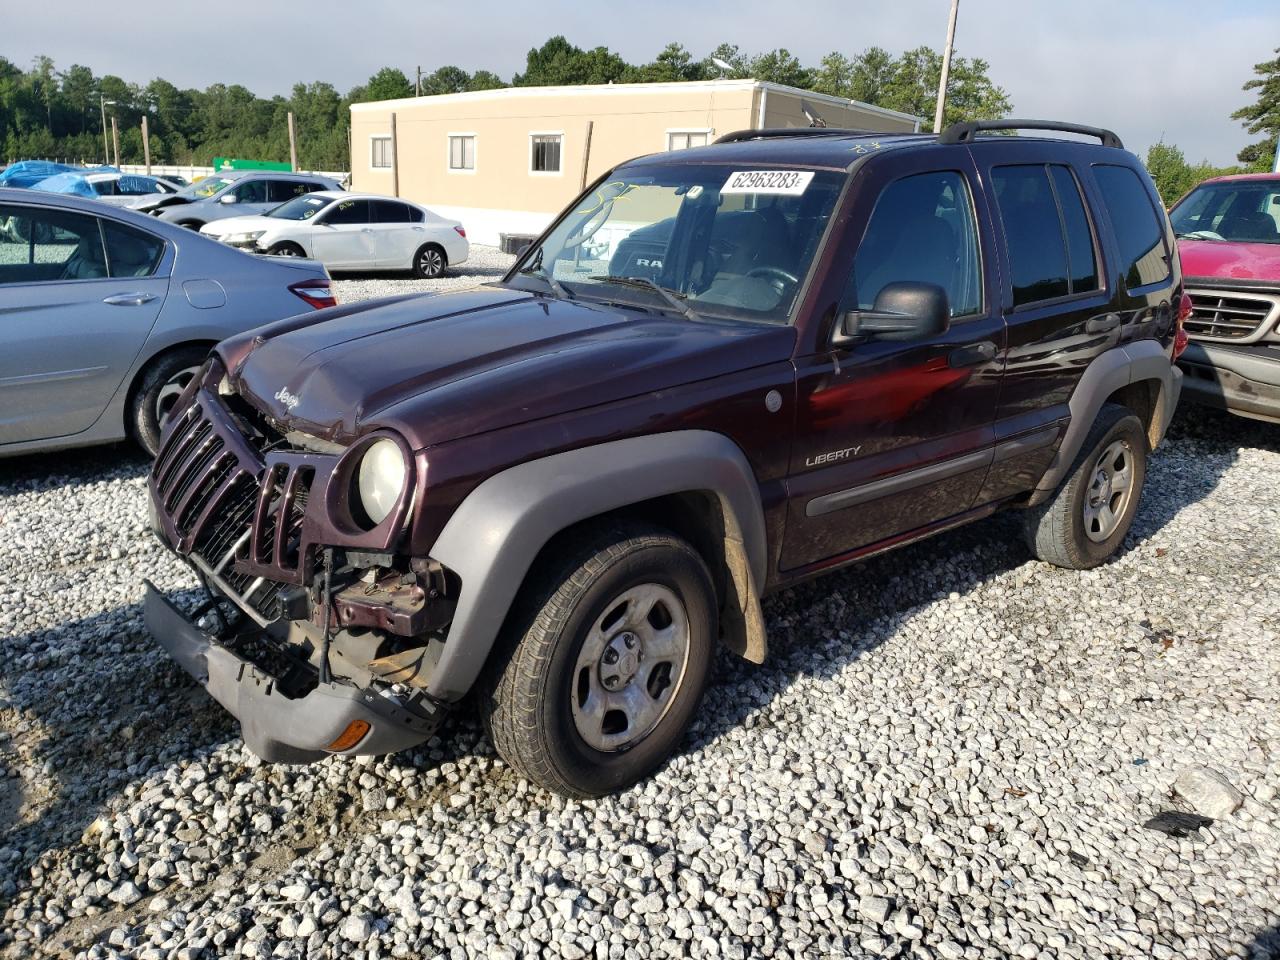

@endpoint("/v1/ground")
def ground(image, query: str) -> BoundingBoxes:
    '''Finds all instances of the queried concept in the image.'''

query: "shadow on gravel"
[0,442,147,493]
[1248,924,1280,960]
[332,263,511,282]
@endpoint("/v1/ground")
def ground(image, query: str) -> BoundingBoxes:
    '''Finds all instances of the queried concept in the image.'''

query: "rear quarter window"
[1093,164,1170,290]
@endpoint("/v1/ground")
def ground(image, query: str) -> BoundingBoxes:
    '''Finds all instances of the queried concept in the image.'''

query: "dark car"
[145,120,1184,797]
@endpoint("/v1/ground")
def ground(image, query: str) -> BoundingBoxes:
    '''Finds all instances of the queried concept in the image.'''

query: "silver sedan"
[0,188,336,457]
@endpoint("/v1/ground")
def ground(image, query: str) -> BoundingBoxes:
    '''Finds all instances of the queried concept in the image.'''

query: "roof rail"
[714,128,879,145]
[938,119,1124,150]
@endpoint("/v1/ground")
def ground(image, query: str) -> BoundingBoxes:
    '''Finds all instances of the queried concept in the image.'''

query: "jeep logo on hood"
[274,386,301,410]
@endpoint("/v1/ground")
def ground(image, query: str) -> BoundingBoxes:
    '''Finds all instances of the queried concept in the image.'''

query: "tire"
[1022,402,1148,570]
[481,524,717,798]
[267,241,305,258]
[130,347,209,457]
[412,243,447,279]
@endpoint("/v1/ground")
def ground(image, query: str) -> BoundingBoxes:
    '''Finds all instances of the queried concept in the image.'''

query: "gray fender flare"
[424,430,769,702]
[1033,338,1182,499]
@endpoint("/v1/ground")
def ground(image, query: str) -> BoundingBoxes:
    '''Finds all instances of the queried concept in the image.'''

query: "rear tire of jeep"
[480,524,717,799]
[130,347,209,458]
[1022,402,1147,570]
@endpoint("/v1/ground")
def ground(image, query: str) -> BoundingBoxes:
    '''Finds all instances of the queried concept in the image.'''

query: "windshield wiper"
[588,275,699,322]
[517,266,573,299]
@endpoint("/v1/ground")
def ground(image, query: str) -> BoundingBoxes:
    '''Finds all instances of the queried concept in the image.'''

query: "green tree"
[880,46,1010,130]
[1144,141,1247,205]
[745,48,811,88]
[703,43,747,78]
[360,67,413,103]
[1231,46,1279,171]
[625,43,707,83]
[514,36,628,86]
[465,70,505,91]
[421,66,470,96]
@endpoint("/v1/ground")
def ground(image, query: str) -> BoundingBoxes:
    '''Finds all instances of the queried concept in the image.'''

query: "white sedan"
[200,192,468,278]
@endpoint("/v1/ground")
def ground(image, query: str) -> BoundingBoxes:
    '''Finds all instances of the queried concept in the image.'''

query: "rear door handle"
[103,292,158,306]
[1087,313,1121,334]
[948,341,997,368]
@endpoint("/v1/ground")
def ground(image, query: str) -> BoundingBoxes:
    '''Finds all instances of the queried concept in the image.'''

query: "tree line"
[0,37,1012,171]
[4,37,1275,190]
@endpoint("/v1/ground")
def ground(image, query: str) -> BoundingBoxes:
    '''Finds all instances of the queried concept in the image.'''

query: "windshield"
[510,164,845,324]
[179,177,233,199]
[269,194,331,221]
[1170,180,1280,244]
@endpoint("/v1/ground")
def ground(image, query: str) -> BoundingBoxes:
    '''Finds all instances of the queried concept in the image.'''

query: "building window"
[371,136,392,169]
[530,134,562,174]
[449,135,475,171]
[668,131,710,151]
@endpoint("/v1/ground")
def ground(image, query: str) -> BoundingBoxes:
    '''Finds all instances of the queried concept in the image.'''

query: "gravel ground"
[1,372,1278,956]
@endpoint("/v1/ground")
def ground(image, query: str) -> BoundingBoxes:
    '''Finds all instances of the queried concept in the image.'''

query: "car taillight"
[289,279,337,310]
[453,225,466,239]
[1173,292,1192,360]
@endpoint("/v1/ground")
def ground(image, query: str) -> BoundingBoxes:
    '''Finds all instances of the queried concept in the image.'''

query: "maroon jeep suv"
[146,120,1184,797]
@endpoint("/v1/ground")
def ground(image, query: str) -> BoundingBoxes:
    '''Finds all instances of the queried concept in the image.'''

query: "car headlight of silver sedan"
[356,438,407,525]
[224,230,266,245]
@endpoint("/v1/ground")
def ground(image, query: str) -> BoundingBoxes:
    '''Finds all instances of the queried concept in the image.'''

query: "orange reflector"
[327,720,371,751]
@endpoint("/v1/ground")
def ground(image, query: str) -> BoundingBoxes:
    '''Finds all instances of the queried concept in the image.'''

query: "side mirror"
[835,281,951,345]
[219,194,238,204]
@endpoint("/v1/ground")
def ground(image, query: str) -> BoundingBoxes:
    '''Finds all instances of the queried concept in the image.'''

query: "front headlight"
[225,230,265,244]
[357,438,407,525]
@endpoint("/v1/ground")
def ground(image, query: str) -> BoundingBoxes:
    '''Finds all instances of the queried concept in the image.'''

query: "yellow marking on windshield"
[574,181,637,217]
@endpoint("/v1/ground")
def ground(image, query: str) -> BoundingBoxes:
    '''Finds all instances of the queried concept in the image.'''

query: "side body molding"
[1032,338,1182,501]
[425,430,769,702]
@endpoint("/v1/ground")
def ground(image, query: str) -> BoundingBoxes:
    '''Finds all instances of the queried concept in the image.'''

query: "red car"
[1170,172,1280,422]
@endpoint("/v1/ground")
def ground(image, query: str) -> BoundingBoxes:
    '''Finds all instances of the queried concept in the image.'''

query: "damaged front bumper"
[144,581,443,764]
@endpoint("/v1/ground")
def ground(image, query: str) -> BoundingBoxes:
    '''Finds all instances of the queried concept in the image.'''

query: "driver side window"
[0,205,106,284]
[850,171,982,318]
[233,180,268,204]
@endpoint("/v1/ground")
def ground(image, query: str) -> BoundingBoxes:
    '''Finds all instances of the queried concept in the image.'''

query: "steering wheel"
[564,203,613,248]
[746,266,799,294]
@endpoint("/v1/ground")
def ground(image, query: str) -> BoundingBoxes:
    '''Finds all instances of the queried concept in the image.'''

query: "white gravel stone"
[1172,766,1245,819]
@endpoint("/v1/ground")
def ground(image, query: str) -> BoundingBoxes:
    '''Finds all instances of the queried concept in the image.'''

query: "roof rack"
[714,128,879,145]
[938,119,1124,150]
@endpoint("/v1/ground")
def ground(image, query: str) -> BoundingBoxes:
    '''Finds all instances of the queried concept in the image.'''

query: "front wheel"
[266,241,305,258]
[481,525,717,798]
[1022,402,1148,569]
[412,243,446,279]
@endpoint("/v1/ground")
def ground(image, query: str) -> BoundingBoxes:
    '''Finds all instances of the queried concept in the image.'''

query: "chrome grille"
[1184,289,1280,342]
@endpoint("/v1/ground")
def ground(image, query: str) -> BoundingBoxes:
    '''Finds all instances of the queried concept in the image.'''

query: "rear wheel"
[481,524,716,798]
[1022,402,1147,569]
[412,243,446,279]
[130,347,208,457]
[267,241,305,258]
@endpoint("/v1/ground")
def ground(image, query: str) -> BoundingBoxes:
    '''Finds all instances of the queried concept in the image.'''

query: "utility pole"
[389,112,399,197]
[99,95,110,164]
[933,0,960,134]
[416,66,422,97]
[1273,133,1280,174]
[111,115,120,168]
[287,111,299,171]
[141,115,151,174]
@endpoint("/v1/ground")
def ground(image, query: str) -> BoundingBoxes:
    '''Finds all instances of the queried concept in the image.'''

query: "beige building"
[349,79,920,246]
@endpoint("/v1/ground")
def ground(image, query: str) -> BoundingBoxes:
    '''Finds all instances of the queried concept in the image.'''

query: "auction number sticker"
[722,170,814,195]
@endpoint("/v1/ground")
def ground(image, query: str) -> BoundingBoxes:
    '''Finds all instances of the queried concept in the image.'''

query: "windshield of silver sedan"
[509,164,845,323]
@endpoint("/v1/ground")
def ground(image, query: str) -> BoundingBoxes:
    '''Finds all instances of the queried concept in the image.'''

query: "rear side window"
[1093,164,1170,289]
[850,170,983,318]
[233,179,268,204]
[1048,166,1099,293]
[102,221,165,278]
[993,166,1069,305]
[371,200,413,224]
[268,180,313,203]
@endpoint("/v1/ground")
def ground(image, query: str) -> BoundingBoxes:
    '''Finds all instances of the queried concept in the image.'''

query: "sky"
[5,0,1278,166]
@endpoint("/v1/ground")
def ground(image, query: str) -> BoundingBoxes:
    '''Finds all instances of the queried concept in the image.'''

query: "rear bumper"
[144,581,442,763]
[1178,342,1280,424]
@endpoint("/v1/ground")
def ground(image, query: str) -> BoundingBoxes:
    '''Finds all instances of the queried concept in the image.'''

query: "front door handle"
[948,341,997,368]
[103,292,158,306]
[1086,313,1121,334]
